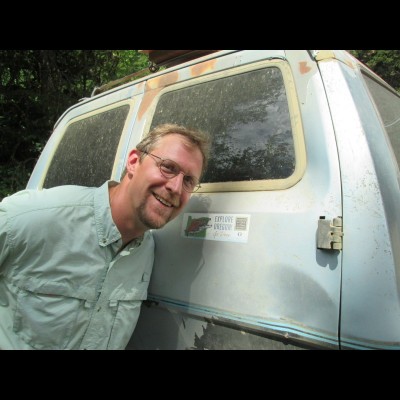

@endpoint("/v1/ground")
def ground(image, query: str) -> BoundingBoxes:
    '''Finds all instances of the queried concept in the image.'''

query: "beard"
[136,194,175,229]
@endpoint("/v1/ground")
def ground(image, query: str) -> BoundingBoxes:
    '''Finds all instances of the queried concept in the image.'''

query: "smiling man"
[0,123,211,350]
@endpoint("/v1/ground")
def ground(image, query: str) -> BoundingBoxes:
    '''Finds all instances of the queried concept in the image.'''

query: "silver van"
[27,50,400,350]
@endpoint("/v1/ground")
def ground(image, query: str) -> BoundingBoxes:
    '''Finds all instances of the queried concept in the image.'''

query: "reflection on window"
[151,67,295,183]
[44,105,129,188]
[362,72,400,169]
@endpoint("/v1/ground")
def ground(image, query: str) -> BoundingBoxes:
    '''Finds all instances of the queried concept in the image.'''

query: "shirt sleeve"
[0,200,11,272]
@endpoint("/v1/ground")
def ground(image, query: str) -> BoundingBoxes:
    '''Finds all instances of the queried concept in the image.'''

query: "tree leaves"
[349,50,400,91]
[0,50,148,199]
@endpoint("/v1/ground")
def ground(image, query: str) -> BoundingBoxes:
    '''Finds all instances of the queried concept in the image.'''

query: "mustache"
[152,191,181,208]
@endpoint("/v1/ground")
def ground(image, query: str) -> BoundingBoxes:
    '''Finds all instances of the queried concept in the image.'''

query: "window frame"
[144,59,306,192]
[39,100,136,189]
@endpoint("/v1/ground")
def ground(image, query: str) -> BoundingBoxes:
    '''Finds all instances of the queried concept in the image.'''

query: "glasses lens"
[158,157,200,193]
[160,160,180,178]
[183,176,199,193]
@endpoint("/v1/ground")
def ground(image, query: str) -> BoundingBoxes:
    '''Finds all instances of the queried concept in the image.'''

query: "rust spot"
[146,70,179,90]
[137,88,162,121]
[190,59,217,77]
[138,59,217,121]
[299,61,312,74]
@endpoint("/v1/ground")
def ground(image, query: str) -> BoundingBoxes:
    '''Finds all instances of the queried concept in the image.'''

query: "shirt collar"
[94,180,121,247]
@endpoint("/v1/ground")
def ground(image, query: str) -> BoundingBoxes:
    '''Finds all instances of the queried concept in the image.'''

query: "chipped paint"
[190,59,217,77]
[342,59,356,69]
[137,88,162,121]
[138,59,217,121]
[314,50,336,61]
[138,71,180,120]
[145,71,179,90]
[299,61,312,74]
[192,321,307,350]
[136,81,145,92]
[313,50,356,70]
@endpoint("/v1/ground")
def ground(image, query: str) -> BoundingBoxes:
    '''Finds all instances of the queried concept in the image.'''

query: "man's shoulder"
[1,185,98,216]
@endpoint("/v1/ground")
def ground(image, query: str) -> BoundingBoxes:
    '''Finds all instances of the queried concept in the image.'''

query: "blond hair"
[136,123,211,177]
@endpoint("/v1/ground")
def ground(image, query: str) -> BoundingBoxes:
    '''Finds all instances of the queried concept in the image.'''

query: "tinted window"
[150,67,295,184]
[362,73,400,169]
[44,105,130,188]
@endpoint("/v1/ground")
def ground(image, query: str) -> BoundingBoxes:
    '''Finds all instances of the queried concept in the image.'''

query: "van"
[27,50,400,350]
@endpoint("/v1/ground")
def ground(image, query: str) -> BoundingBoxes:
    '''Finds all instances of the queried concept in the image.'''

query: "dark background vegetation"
[1,50,399,200]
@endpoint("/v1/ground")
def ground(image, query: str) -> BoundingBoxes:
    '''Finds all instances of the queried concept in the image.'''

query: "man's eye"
[161,161,179,175]
[184,176,195,187]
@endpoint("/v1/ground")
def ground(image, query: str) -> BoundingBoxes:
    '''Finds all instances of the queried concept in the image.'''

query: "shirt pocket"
[13,280,95,350]
[107,273,150,350]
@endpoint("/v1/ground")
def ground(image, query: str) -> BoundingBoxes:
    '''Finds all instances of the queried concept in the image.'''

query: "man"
[0,123,211,349]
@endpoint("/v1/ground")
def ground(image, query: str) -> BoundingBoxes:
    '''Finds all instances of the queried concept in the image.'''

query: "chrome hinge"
[317,216,343,250]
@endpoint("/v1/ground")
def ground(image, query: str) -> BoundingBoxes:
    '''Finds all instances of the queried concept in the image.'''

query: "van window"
[149,62,304,192]
[361,72,400,169]
[43,105,130,188]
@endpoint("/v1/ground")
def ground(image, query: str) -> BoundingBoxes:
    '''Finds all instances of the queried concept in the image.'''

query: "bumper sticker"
[182,213,251,243]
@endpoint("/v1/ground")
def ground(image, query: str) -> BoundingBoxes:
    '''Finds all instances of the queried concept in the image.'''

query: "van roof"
[91,50,220,96]
[90,50,397,99]
[139,50,220,69]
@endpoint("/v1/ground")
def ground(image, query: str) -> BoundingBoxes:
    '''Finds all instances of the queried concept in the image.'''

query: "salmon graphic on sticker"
[184,216,212,238]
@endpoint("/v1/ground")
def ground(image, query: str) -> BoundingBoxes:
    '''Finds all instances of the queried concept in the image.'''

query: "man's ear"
[126,149,141,175]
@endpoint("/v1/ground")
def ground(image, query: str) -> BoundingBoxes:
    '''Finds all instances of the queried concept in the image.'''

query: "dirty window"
[362,73,400,170]
[150,67,295,185]
[43,105,130,188]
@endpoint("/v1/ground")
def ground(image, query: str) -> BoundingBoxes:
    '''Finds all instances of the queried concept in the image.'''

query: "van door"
[129,50,343,349]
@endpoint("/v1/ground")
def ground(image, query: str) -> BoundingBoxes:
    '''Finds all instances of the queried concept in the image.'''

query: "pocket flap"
[18,278,97,301]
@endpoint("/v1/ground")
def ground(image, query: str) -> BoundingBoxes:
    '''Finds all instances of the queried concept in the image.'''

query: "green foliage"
[110,50,149,78]
[0,162,33,200]
[349,50,400,91]
[0,50,149,200]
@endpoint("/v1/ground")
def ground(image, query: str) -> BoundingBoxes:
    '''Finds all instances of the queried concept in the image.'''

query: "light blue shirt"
[0,181,154,350]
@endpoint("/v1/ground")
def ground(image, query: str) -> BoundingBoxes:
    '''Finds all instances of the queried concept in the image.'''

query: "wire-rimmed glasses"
[142,151,201,193]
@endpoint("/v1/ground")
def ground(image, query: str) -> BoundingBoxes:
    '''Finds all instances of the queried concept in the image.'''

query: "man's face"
[127,134,203,230]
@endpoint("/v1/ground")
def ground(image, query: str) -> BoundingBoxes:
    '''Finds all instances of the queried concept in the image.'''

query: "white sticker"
[181,213,251,243]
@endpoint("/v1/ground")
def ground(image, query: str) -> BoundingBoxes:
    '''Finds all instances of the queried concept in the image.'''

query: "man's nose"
[165,172,184,194]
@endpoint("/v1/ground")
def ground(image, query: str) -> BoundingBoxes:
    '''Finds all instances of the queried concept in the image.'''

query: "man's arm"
[0,202,11,305]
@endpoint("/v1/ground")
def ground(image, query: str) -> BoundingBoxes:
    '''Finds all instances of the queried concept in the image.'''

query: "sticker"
[182,213,251,243]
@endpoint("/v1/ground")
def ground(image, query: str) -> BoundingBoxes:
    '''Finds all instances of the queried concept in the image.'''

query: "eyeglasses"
[142,151,201,193]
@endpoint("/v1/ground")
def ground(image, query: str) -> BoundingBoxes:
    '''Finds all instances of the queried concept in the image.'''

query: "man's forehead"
[155,134,197,151]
